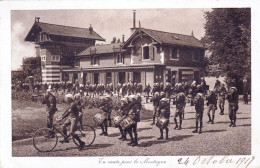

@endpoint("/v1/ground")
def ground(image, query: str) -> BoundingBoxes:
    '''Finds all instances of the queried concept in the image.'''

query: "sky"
[11,9,210,70]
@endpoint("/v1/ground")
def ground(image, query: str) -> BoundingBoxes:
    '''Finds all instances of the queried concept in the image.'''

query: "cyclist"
[57,94,85,151]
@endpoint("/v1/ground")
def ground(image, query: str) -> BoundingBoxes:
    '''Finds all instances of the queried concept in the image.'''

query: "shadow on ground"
[138,135,193,148]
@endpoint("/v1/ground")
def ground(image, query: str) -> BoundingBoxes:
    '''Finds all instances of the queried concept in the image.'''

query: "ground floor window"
[106,72,112,84]
[133,71,141,83]
[94,73,99,84]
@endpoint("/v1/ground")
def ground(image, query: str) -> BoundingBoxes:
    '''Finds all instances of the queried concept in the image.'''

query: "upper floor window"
[116,53,124,64]
[143,46,150,59]
[41,55,46,61]
[171,47,179,60]
[91,56,99,66]
[52,55,60,62]
[75,58,80,67]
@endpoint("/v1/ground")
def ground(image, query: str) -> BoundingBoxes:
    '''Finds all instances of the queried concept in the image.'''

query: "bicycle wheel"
[73,125,96,147]
[33,128,58,152]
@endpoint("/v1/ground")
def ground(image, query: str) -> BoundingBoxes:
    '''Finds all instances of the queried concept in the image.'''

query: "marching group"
[39,77,249,150]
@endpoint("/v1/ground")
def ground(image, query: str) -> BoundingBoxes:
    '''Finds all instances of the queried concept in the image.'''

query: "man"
[144,83,151,103]
[206,90,218,124]
[219,84,227,115]
[117,98,129,141]
[174,92,186,130]
[157,98,170,140]
[243,79,249,104]
[226,87,239,127]
[126,95,141,146]
[192,93,204,134]
[57,94,85,151]
[150,92,160,125]
[164,83,172,99]
[42,88,58,133]
[99,95,113,135]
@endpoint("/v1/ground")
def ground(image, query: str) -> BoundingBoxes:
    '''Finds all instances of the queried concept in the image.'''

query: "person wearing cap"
[164,82,172,99]
[193,93,204,134]
[57,94,85,151]
[226,87,239,127]
[243,79,249,104]
[157,98,170,140]
[144,83,151,102]
[206,89,218,124]
[126,95,140,146]
[219,84,227,115]
[174,92,186,130]
[99,95,113,135]
[74,93,85,129]
[42,88,58,134]
[117,97,129,141]
[150,92,160,125]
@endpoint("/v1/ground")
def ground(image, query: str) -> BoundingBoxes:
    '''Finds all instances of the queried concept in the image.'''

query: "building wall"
[129,35,163,65]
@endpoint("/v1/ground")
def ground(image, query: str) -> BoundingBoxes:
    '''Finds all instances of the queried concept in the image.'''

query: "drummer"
[99,95,113,136]
[117,97,129,141]
[157,98,170,140]
[125,95,140,147]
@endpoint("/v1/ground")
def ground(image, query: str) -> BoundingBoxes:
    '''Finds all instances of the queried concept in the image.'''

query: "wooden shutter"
[149,45,153,60]
[90,56,93,65]
[139,46,142,61]
[114,53,116,64]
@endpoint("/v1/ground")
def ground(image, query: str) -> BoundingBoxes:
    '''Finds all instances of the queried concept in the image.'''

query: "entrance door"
[106,72,112,84]
[133,71,141,83]
[118,72,125,84]
[93,73,99,84]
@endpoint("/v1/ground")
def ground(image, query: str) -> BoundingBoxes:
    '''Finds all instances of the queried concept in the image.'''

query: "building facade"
[25,12,206,90]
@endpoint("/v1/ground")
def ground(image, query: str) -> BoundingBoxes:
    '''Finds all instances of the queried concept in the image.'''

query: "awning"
[62,65,155,73]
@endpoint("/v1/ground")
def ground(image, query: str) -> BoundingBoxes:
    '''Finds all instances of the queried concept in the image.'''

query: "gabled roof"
[25,22,105,41]
[123,27,206,49]
[77,42,124,56]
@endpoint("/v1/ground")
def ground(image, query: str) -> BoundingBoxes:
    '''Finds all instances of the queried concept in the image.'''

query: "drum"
[119,116,136,130]
[93,113,106,125]
[113,115,123,127]
[156,117,169,129]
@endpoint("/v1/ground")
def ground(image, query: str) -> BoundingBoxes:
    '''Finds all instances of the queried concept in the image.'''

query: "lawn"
[12,99,153,141]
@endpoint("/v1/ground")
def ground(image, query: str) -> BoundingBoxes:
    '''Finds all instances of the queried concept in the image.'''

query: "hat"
[128,95,136,102]
[46,88,52,93]
[121,98,128,104]
[160,98,169,102]
[197,93,203,97]
[65,94,74,101]
[230,87,237,91]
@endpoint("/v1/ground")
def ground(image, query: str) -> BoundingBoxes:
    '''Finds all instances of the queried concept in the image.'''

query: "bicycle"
[33,121,96,152]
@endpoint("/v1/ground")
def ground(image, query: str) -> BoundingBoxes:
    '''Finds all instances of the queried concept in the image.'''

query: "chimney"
[122,35,125,43]
[133,10,136,28]
[35,17,40,23]
[89,24,93,34]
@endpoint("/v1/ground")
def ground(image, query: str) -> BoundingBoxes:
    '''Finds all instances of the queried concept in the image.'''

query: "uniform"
[157,98,170,140]
[174,92,186,130]
[59,94,85,150]
[192,93,204,134]
[206,90,218,124]
[99,96,113,135]
[42,90,57,129]
[219,85,227,115]
[226,87,239,127]
[118,98,129,141]
[150,92,160,125]
[125,95,141,146]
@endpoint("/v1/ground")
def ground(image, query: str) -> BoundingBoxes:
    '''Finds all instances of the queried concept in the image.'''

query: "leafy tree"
[203,8,251,90]
[22,56,41,82]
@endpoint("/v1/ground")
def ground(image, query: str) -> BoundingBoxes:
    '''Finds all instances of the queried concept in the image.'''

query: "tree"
[22,56,41,82]
[111,37,117,44]
[203,8,251,90]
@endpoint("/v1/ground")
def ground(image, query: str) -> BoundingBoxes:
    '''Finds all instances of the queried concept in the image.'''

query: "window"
[143,46,149,59]
[106,72,112,84]
[93,57,98,65]
[117,53,124,64]
[41,56,46,61]
[75,58,80,67]
[171,47,179,60]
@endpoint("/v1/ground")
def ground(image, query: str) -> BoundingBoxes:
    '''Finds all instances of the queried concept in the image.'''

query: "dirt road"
[12,100,251,156]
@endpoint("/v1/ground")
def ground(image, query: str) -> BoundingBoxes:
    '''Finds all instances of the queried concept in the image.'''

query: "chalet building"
[25,17,105,83]
[25,11,206,89]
